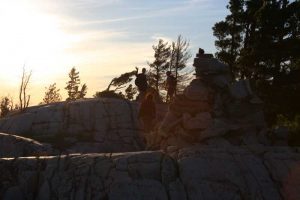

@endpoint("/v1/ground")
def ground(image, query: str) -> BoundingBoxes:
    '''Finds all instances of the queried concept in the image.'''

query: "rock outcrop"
[0,133,52,157]
[0,49,298,200]
[1,146,300,200]
[0,98,146,153]
[151,49,268,151]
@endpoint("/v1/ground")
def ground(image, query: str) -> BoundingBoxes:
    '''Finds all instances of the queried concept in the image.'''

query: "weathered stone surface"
[0,98,148,153]
[0,132,52,157]
[183,79,214,101]
[1,146,300,200]
[177,146,282,200]
[153,49,270,151]
[182,112,213,130]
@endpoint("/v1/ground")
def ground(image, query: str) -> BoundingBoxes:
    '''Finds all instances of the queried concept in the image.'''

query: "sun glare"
[0,1,70,85]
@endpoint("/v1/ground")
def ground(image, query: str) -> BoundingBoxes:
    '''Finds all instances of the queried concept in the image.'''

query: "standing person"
[138,93,156,133]
[165,71,176,102]
[135,67,148,100]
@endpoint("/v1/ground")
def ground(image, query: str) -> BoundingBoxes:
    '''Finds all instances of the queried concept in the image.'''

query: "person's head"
[166,71,171,76]
[142,68,146,74]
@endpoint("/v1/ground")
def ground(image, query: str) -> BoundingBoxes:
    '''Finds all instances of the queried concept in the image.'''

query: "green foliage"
[93,90,125,99]
[213,0,300,126]
[276,114,300,132]
[276,114,300,146]
[65,67,88,101]
[42,83,62,104]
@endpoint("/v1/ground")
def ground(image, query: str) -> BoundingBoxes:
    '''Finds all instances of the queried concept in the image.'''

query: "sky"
[0,0,229,105]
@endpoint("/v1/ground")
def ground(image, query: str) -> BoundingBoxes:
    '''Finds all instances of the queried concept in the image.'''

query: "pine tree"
[43,83,62,104]
[148,39,171,95]
[213,0,244,78]
[106,70,136,91]
[78,83,88,99]
[212,0,300,125]
[65,67,87,101]
[169,35,192,93]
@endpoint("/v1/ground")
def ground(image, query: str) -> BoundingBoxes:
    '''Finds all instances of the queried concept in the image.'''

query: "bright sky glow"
[0,0,228,105]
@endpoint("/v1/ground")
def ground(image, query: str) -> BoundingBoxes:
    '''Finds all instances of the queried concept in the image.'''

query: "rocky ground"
[0,98,166,154]
[1,145,300,200]
[0,98,300,200]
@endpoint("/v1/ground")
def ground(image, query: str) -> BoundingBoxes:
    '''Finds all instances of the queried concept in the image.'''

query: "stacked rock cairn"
[150,48,269,151]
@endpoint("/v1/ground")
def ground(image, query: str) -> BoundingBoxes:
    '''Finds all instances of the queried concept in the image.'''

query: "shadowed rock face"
[0,98,146,153]
[0,133,52,157]
[1,146,300,200]
[0,98,299,200]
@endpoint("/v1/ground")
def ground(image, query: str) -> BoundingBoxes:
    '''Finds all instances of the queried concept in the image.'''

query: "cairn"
[150,48,268,151]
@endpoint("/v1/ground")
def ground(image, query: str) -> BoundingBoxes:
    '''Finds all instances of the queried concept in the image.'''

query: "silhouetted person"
[138,93,156,133]
[165,71,176,102]
[135,67,148,100]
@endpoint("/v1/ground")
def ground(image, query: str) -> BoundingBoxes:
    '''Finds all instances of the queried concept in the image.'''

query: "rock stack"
[153,48,268,150]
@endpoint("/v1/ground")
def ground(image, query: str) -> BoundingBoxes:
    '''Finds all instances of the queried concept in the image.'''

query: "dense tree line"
[213,0,300,126]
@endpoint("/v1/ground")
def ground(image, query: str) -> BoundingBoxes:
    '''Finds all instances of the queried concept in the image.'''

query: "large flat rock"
[0,98,146,153]
[1,146,300,200]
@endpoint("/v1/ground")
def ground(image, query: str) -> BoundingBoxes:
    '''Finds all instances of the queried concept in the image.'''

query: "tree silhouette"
[148,39,171,95]
[19,67,31,110]
[0,97,11,117]
[42,83,62,104]
[94,70,136,100]
[65,67,88,101]
[106,70,136,91]
[213,0,243,77]
[78,83,88,99]
[125,84,137,100]
[212,0,300,125]
[93,90,125,99]
[169,35,192,94]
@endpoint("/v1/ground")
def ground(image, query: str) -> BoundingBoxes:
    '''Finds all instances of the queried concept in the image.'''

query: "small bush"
[94,90,125,99]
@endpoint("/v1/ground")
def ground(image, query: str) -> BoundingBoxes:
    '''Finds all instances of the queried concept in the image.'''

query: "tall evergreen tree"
[65,67,87,101]
[148,39,171,94]
[212,0,300,125]
[213,0,244,78]
[169,35,192,93]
